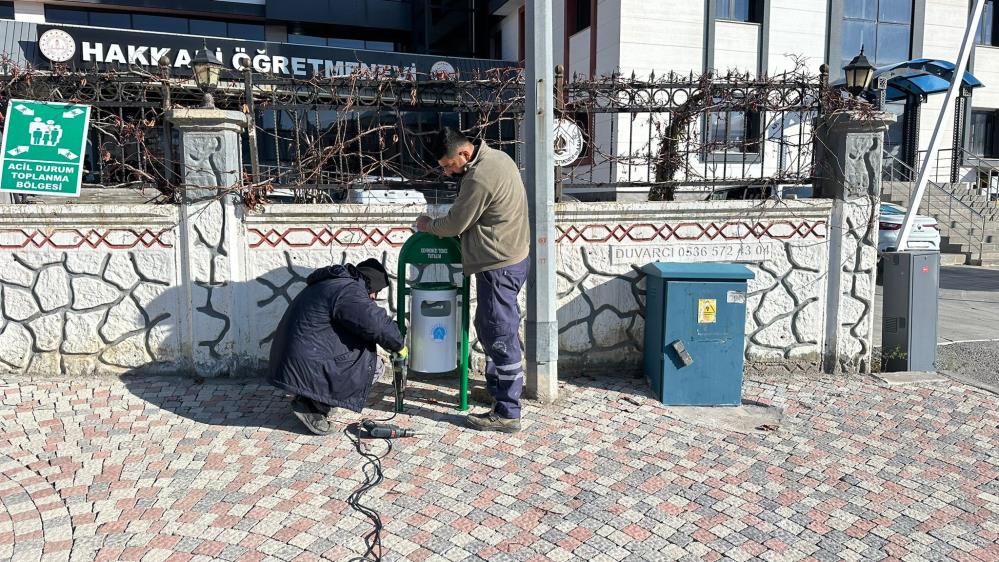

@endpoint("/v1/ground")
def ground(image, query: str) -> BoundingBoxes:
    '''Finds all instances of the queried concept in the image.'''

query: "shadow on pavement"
[120,374,473,434]
[940,266,999,292]
[117,260,481,433]
[364,378,479,430]
[559,371,658,401]
[120,374,309,433]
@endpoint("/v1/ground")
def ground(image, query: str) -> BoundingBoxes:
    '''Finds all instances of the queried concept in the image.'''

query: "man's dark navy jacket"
[268,264,404,412]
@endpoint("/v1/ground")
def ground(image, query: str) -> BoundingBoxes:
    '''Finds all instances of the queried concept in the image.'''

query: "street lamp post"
[843,47,874,98]
[191,41,223,109]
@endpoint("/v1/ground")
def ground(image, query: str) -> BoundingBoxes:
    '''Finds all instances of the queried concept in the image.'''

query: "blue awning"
[832,58,983,102]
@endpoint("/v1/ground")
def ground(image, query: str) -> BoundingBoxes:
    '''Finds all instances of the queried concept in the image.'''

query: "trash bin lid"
[641,262,754,281]
[412,282,457,291]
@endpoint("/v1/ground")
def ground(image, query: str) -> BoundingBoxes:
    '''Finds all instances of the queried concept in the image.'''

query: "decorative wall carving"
[248,226,413,249]
[0,228,173,250]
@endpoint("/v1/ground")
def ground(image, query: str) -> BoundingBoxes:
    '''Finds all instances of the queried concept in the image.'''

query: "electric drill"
[362,419,418,439]
[392,353,408,413]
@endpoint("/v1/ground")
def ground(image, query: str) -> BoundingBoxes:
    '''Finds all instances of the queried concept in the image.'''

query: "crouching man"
[268,258,407,435]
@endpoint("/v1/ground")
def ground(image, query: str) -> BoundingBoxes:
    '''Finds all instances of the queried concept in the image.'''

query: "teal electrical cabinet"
[642,262,754,406]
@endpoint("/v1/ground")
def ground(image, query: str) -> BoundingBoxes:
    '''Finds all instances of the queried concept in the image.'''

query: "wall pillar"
[814,110,895,374]
[166,107,248,376]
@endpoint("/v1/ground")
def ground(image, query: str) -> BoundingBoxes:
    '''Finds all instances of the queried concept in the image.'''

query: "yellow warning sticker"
[698,299,717,324]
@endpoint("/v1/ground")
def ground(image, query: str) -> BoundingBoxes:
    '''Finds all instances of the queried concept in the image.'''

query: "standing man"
[416,128,530,433]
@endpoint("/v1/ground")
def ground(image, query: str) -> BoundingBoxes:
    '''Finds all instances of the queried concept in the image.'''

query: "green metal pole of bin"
[395,232,471,413]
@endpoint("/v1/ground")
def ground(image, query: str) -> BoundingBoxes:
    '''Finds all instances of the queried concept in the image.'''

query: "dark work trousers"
[307,357,385,415]
[474,258,529,419]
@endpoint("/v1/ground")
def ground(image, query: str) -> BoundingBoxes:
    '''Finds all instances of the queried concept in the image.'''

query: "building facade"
[2,1,995,200]
[1,0,511,80]
[3,0,498,59]
[491,0,999,198]
[0,1,516,202]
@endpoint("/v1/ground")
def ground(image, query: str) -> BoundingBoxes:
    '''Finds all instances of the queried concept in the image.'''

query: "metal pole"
[554,64,565,203]
[951,91,965,184]
[898,0,986,250]
[525,0,558,403]
[244,68,261,185]
[160,58,174,196]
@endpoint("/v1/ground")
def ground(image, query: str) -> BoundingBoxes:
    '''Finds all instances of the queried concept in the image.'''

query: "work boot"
[291,396,341,436]
[465,410,521,433]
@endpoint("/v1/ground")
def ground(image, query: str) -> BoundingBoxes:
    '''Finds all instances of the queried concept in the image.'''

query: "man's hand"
[392,346,409,363]
[415,216,431,232]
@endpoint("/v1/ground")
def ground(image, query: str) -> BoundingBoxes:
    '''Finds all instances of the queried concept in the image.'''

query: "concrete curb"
[938,291,999,304]
[661,401,784,435]
[938,338,999,346]
[938,369,999,396]
[870,371,949,386]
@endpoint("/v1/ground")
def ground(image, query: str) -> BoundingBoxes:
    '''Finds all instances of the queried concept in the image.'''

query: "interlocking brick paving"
[0,371,996,561]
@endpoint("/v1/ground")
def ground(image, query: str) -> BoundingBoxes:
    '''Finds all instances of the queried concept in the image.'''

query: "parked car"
[878,202,940,252]
[344,188,427,205]
[707,185,772,200]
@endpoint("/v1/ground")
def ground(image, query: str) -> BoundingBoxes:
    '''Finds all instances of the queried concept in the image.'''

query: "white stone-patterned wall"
[183,197,244,375]
[241,201,834,377]
[554,200,832,374]
[0,205,182,376]
[1,199,866,379]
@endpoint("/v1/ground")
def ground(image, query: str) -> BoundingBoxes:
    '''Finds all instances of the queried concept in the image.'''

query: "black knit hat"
[355,258,390,294]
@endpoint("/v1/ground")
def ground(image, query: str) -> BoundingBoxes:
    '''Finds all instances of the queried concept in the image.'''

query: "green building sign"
[0,99,91,197]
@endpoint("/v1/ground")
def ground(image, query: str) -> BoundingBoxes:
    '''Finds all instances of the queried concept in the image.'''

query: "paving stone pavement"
[0,370,997,562]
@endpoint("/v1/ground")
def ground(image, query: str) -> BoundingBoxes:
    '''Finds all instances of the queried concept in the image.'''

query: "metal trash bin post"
[642,262,754,406]
[396,232,471,412]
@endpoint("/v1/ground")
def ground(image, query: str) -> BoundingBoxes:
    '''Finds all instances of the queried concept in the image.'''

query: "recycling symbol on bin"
[431,324,448,342]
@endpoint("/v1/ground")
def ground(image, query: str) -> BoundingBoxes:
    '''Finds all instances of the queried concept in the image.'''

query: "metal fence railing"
[557,68,824,201]
[882,152,990,261]
[916,147,999,215]
[1,63,836,205]
[236,69,524,204]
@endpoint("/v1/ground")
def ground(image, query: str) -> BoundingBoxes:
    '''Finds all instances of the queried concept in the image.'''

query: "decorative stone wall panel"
[3,285,39,322]
[66,252,106,276]
[0,200,880,381]
[36,267,71,311]
[0,258,34,286]
[0,227,173,251]
[71,277,121,310]
[0,205,182,376]
[554,201,833,374]
[0,323,31,368]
